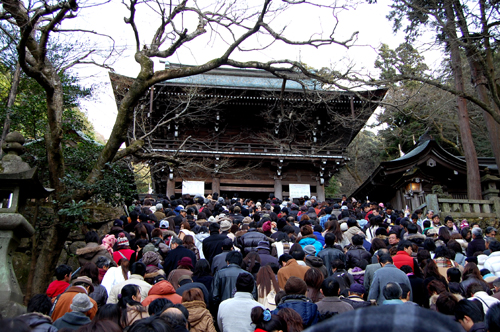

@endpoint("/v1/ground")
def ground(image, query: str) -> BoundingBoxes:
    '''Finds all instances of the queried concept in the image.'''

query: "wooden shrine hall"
[110,64,386,201]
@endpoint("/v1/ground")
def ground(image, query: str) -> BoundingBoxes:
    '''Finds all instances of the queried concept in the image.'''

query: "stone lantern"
[0,131,52,318]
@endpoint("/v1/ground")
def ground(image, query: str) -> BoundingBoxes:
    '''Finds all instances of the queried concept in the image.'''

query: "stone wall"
[12,203,125,294]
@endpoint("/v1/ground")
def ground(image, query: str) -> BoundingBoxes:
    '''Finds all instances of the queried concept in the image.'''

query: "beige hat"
[220,219,232,231]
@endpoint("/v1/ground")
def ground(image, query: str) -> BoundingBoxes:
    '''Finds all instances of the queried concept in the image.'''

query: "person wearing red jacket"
[46,264,72,299]
[392,241,415,272]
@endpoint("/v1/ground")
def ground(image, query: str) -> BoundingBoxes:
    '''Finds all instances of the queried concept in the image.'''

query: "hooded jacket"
[183,300,217,332]
[345,245,371,270]
[272,294,320,328]
[298,236,323,256]
[51,286,98,321]
[53,311,91,330]
[141,280,182,306]
[305,256,328,278]
[17,313,58,332]
[76,242,113,266]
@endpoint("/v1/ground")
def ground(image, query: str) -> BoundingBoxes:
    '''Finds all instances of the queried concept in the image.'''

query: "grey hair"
[472,227,483,237]
[171,237,183,246]
[96,256,111,268]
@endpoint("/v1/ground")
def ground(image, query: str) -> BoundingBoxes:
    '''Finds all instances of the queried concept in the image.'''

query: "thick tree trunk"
[31,217,71,295]
[444,1,482,200]
[0,62,21,158]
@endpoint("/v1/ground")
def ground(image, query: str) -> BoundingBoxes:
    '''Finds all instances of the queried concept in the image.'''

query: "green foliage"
[325,177,340,198]
[58,200,90,229]
[375,43,429,87]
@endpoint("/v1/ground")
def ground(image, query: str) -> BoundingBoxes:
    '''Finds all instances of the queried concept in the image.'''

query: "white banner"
[289,184,311,198]
[182,181,205,195]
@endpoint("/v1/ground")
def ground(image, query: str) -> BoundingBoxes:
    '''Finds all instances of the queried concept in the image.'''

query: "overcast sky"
[70,1,437,139]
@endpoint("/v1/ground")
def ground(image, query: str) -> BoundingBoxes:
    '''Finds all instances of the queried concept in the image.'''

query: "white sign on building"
[182,181,205,196]
[289,184,311,198]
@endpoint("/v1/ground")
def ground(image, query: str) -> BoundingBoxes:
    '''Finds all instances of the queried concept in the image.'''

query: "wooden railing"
[426,194,500,219]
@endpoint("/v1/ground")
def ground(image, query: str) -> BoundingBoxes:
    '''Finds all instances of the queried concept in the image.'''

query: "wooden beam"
[220,178,275,185]
[219,186,274,192]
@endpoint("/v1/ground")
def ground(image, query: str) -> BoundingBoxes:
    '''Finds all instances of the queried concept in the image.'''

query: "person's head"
[423,238,437,252]
[226,251,243,266]
[370,238,387,254]
[472,227,482,238]
[399,283,411,301]
[96,256,112,270]
[193,259,211,277]
[447,267,462,283]
[486,226,497,238]
[277,307,304,332]
[70,293,94,313]
[128,316,173,332]
[279,253,293,267]
[55,264,72,282]
[209,222,220,234]
[397,240,413,255]
[427,280,447,296]
[85,230,100,244]
[119,284,142,308]
[331,259,346,272]
[407,223,418,234]
[80,262,100,285]
[148,298,172,316]
[379,254,393,266]
[348,283,365,297]
[352,234,364,246]
[463,262,483,281]
[284,276,307,295]
[382,282,402,300]
[321,277,340,297]
[486,303,500,332]
[94,303,122,326]
[76,320,123,332]
[489,240,500,253]
[436,292,459,315]
[26,294,52,315]
[235,272,255,293]
[304,267,324,294]
[434,246,452,259]
[181,288,204,303]
[388,232,400,245]
[324,233,336,247]
[242,252,261,274]
[251,307,285,332]
[130,262,147,277]
[290,244,306,261]
[454,299,484,331]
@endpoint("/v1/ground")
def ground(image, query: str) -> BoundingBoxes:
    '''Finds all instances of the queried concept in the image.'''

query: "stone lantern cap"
[0,131,53,199]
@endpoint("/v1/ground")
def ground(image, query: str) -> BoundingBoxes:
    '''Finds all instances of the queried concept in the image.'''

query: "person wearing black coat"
[202,223,228,265]
[212,251,257,306]
[238,228,269,255]
[163,237,197,275]
[318,233,347,277]
[256,241,279,267]
[345,235,372,270]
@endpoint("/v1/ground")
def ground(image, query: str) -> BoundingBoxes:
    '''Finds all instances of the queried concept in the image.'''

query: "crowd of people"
[4,193,500,332]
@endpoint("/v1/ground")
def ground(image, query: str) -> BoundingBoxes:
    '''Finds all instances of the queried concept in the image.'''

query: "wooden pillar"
[212,177,220,195]
[317,180,325,202]
[167,178,175,198]
[274,177,283,200]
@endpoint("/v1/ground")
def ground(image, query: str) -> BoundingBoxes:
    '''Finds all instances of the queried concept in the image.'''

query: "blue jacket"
[313,232,326,246]
[273,295,320,328]
[299,237,323,256]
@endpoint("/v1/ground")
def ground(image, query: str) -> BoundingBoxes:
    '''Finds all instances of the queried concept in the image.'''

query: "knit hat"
[340,223,348,232]
[341,206,348,210]
[262,220,272,232]
[178,257,193,269]
[159,220,169,229]
[256,241,270,250]
[142,251,160,266]
[70,293,94,313]
[143,243,157,254]
[101,234,116,255]
[303,245,316,256]
[311,196,317,201]
[350,283,365,294]
[284,276,307,295]
[460,220,469,229]
[117,233,129,247]
[220,220,231,232]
